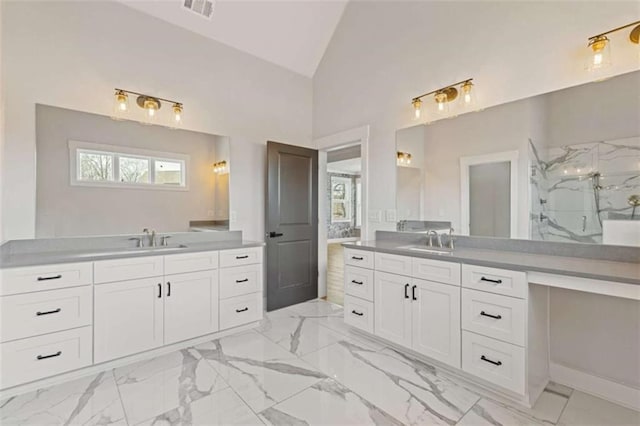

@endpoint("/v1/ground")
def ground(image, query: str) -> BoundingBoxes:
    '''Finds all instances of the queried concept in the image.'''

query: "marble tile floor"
[2,300,639,426]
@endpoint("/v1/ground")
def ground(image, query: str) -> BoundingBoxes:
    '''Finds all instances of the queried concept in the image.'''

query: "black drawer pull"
[480,355,502,366]
[236,255,249,259]
[480,311,502,320]
[236,307,249,313]
[351,280,363,285]
[351,256,364,260]
[158,283,162,298]
[236,278,249,283]
[167,282,171,297]
[351,310,364,316]
[37,275,62,282]
[37,351,62,360]
[480,277,503,284]
[412,285,417,301]
[36,308,61,316]
[404,283,409,299]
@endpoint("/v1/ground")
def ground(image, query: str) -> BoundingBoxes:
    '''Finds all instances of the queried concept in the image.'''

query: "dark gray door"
[266,141,318,311]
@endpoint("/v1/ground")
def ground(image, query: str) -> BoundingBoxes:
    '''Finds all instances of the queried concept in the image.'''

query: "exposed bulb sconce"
[586,20,640,72]
[411,78,475,120]
[213,161,228,174]
[113,88,184,127]
[397,151,412,166]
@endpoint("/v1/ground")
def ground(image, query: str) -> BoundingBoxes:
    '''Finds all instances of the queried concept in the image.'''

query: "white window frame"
[69,140,189,191]
[330,176,353,223]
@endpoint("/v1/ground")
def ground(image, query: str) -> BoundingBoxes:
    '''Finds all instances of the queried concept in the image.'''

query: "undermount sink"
[397,245,453,255]
[75,244,189,258]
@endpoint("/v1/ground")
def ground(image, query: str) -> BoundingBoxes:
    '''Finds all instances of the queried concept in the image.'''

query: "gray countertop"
[0,240,265,269]
[343,240,640,285]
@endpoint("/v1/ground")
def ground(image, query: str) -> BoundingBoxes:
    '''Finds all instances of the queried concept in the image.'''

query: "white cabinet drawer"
[344,295,374,334]
[219,293,262,330]
[0,326,92,390]
[462,264,526,299]
[462,331,525,395]
[0,263,92,296]
[412,258,460,286]
[344,249,374,269]
[462,289,525,346]
[375,252,412,276]
[164,251,218,275]
[220,264,262,299]
[344,266,374,302]
[0,286,93,343]
[219,247,262,268]
[94,256,164,284]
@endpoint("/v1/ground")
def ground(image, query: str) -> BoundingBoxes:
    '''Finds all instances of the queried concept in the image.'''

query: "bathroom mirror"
[396,70,640,245]
[35,104,230,237]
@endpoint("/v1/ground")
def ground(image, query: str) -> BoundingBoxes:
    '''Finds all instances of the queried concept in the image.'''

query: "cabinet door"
[164,270,219,345]
[411,279,461,368]
[374,271,412,347]
[94,278,164,363]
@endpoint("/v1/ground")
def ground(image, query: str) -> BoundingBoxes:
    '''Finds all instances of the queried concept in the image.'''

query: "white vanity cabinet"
[373,271,412,347]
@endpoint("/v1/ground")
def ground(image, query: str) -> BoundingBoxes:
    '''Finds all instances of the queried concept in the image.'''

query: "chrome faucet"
[427,230,441,248]
[143,228,157,247]
[448,227,455,250]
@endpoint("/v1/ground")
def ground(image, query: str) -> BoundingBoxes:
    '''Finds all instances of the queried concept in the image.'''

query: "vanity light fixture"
[397,151,412,166]
[411,78,474,120]
[586,20,640,71]
[113,88,184,127]
[213,161,228,174]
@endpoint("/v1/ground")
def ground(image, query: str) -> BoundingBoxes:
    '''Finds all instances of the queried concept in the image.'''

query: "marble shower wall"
[530,137,640,244]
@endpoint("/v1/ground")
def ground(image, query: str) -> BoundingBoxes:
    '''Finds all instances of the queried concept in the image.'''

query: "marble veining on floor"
[2,300,639,426]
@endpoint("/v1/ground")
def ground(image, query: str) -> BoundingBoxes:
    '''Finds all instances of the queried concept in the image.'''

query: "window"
[70,141,188,190]
[331,176,352,223]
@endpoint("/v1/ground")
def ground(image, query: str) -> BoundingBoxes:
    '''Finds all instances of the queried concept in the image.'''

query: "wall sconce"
[412,78,475,120]
[586,20,640,72]
[113,88,184,127]
[213,161,228,174]
[397,151,412,166]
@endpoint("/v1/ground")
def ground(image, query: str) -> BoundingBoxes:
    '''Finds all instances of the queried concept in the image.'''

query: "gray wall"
[36,105,228,237]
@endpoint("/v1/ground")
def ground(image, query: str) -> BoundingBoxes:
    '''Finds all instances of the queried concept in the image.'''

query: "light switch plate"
[369,210,382,223]
[230,211,238,223]
[385,209,397,222]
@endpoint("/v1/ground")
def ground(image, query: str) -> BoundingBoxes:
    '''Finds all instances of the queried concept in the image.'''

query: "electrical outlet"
[369,210,382,223]
[230,210,238,222]
[385,209,397,222]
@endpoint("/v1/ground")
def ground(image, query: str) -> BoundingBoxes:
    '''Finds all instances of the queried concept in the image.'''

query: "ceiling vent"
[183,0,215,20]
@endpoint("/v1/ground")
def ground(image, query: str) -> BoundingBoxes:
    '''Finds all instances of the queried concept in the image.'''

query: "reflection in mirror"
[396,70,640,245]
[36,104,230,237]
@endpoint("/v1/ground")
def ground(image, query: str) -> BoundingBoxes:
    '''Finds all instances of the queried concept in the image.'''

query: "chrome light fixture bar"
[586,20,640,71]
[113,88,184,126]
[411,78,474,120]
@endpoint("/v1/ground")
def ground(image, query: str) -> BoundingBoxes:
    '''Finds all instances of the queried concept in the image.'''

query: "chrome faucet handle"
[160,235,171,246]
[436,233,443,248]
[448,228,455,250]
[129,237,143,248]
[150,229,157,247]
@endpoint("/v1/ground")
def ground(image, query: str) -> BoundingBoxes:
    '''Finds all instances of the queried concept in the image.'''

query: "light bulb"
[434,92,449,114]
[586,36,611,71]
[172,103,183,125]
[143,98,159,124]
[412,98,422,120]
[461,80,474,108]
[112,90,129,118]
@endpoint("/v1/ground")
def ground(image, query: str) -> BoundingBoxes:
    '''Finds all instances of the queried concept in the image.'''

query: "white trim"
[528,271,640,301]
[460,150,519,237]
[0,321,258,400]
[68,140,190,191]
[550,362,640,412]
[314,125,370,299]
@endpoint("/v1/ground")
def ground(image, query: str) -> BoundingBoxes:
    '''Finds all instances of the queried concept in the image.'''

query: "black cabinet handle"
[37,275,62,282]
[236,307,249,313]
[351,280,363,285]
[158,283,162,298]
[236,255,249,259]
[480,355,502,366]
[36,308,61,316]
[480,311,502,320]
[412,285,417,301]
[404,283,409,299]
[480,277,503,284]
[236,278,249,283]
[37,351,62,360]
[167,282,171,297]
[269,232,284,238]
[351,310,364,316]
[351,256,363,260]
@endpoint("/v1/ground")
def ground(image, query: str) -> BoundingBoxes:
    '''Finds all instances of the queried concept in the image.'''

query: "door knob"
[269,232,284,238]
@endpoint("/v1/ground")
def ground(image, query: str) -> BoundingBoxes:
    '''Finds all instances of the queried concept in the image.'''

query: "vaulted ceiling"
[118,0,348,77]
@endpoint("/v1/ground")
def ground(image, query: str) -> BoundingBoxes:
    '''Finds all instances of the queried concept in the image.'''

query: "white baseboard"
[550,362,640,412]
